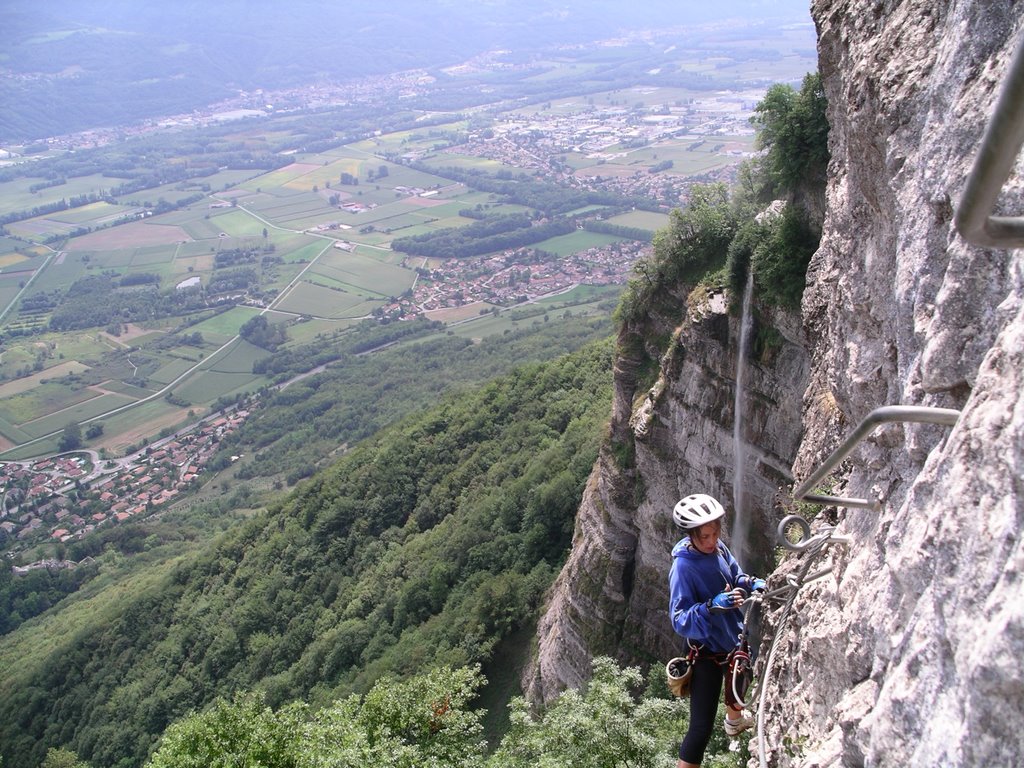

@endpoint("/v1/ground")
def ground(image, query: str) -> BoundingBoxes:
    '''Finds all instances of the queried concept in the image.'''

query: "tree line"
[403,163,661,217]
[391,214,575,259]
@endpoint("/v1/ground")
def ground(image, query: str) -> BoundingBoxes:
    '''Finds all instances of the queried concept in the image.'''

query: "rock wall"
[528,0,1024,765]
[524,287,809,702]
[758,1,1024,766]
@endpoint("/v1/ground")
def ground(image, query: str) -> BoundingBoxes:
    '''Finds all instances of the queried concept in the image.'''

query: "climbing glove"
[708,590,740,613]
[737,575,766,593]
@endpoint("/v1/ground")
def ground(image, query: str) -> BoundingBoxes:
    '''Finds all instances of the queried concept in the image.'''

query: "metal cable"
[752,528,839,768]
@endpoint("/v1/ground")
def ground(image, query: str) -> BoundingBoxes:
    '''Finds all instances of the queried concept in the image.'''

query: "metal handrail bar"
[792,405,960,510]
[954,33,1024,248]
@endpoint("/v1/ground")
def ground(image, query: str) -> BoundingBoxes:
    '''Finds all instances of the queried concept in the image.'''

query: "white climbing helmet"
[672,493,725,529]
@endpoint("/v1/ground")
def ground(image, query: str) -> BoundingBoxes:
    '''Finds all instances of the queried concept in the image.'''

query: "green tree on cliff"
[752,72,829,201]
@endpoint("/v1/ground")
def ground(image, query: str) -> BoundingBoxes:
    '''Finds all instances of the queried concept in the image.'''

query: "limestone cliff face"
[524,287,809,702]
[759,1,1023,766]
[528,0,1023,764]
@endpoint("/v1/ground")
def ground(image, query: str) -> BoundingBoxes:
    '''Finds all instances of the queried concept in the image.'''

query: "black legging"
[679,655,725,764]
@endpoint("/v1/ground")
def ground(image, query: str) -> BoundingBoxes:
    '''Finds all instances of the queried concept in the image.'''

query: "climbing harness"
[721,522,841,714]
[725,634,753,711]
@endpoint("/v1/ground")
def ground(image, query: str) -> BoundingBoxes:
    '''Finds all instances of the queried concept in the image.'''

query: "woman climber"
[668,493,765,767]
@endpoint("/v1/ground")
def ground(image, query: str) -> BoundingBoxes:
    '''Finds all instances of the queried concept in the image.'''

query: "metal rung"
[792,405,960,510]
[955,34,1024,248]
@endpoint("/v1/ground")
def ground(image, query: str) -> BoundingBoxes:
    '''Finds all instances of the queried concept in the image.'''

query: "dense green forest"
[46,275,209,332]
[0,561,99,635]
[0,340,614,767]
[0,316,613,636]
[222,315,616,484]
[136,658,747,768]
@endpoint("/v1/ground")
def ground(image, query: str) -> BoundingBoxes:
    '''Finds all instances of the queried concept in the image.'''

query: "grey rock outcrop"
[527,0,1024,764]
[524,287,809,702]
[758,1,1024,765]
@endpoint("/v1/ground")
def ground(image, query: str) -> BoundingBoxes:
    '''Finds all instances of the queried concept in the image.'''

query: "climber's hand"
[737,575,766,593]
[708,589,745,613]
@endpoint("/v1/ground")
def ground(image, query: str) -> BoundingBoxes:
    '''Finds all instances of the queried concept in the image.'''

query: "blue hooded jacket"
[669,536,746,654]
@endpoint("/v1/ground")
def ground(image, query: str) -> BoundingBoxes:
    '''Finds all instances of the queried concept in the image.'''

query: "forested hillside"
[0,340,613,768]
[219,315,615,484]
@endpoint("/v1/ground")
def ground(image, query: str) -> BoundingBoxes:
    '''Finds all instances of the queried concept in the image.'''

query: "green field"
[417,153,516,174]
[149,358,200,385]
[89,398,193,457]
[0,413,32,444]
[278,316,363,345]
[48,201,135,226]
[98,380,159,398]
[533,283,622,306]
[205,339,272,374]
[173,369,263,405]
[20,393,136,439]
[608,210,671,231]
[534,230,626,257]
[0,174,113,219]
[53,333,118,360]
[313,250,415,296]
[208,208,283,237]
[0,382,96,425]
[275,281,380,318]
[186,306,263,341]
[443,310,551,340]
[0,282,24,316]
[347,122,468,155]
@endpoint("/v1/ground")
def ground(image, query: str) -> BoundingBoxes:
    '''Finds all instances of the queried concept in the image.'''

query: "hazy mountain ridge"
[0,1,814,141]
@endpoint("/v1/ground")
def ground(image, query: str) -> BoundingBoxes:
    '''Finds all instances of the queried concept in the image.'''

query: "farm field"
[0,358,90,391]
[0,381,97,425]
[425,302,495,324]
[173,368,263,405]
[203,338,272,375]
[441,295,612,341]
[533,230,626,257]
[88,399,194,457]
[149,357,200,386]
[417,153,517,174]
[608,210,671,232]
[348,121,469,155]
[275,280,380,319]
[185,306,264,343]
[533,283,623,307]
[0,174,113,219]
[310,249,416,297]
[279,316,363,345]
[0,20,821,471]
[19,393,136,439]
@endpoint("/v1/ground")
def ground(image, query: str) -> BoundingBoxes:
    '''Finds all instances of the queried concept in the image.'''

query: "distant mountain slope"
[0,339,613,768]
[0,0,813,140]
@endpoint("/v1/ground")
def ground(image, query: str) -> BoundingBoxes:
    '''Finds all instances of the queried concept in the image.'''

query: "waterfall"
[731,271,754,566]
